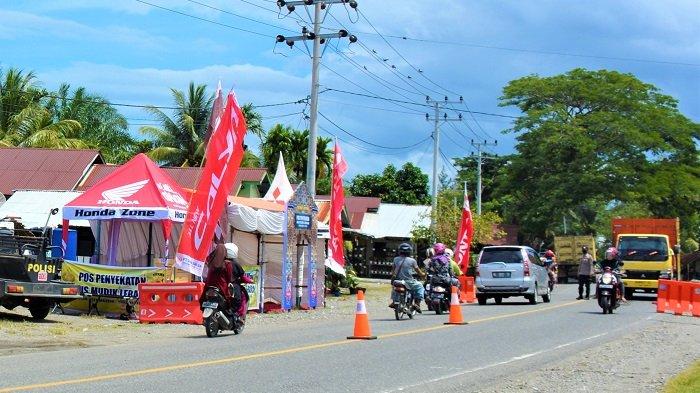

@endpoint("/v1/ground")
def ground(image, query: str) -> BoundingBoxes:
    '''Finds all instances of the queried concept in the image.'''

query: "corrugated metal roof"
[0,147,103,195]
[359,203,430,239]
[315,195,381,229]
[0,190,89,228]
[78,165,268,196]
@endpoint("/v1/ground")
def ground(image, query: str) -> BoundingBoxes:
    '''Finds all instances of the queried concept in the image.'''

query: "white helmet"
[224,243,238,259]
[445,248,454,258]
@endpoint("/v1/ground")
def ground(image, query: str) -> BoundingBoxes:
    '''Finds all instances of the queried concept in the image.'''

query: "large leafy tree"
[140,82,213,167]
[498,68,700,240]
[348,163,430,205]
[260,124,332,182]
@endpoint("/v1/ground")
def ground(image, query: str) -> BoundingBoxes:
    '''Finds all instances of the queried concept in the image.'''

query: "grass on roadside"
[663,360,700,393]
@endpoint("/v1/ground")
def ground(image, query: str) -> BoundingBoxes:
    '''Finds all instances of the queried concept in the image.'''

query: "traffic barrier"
[347,289,377,340]
[656,280,669,313]
[656,279,699,317]
[444,286,468,325]
[458,275,468,303]
[464,276,476,303]
[138,282,204,324]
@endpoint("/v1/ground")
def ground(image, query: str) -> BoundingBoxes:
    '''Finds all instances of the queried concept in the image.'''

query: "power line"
[318,124,431,156]
[326,88,519,119]
[356,32,700,68]
[134,0,272,37]
[184,0,297,33]
[318,111,430,150]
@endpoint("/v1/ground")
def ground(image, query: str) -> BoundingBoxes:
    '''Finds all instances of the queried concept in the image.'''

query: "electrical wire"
[134,0,272,37]
[318,111,430,150]
[184,0,297,33]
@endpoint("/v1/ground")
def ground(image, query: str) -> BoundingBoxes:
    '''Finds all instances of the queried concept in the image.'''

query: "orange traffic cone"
[347,289,377,340]
[444,286,468,325]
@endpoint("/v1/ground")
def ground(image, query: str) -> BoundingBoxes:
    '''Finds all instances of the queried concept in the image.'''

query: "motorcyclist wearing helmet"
[389,243,425,312]
[203,242,251,317]
[597,246,627,302]
[427,243,454,289]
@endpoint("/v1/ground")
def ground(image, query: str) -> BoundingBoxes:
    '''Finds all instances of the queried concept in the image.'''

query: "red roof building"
[0,147,103,197]
[315,195,380,229]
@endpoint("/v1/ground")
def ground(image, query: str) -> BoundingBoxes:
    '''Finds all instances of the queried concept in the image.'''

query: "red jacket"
[205,261,233,299]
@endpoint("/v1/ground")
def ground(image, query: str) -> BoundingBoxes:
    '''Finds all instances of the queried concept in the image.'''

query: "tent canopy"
[0,190,89,228]
[63,153,188,222]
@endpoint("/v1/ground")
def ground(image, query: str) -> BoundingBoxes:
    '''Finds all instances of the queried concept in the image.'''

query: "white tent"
[0,190,90,228]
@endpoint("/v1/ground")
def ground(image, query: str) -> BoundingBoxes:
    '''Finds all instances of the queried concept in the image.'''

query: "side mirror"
[673,244,681,254]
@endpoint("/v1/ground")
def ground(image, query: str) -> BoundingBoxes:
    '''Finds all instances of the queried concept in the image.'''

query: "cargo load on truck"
[553,235,596,283]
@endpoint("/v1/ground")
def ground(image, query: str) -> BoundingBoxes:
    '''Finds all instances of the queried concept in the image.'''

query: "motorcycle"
[542,257,557,292]
[425,274,451,315]
[201,284,249,337]
[596,267,622,314]
[392,280,417,320]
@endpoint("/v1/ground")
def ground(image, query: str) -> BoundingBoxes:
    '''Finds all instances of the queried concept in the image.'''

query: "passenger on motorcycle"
[389,243,425,312]
[597,247,627,302]
[202,243,251,317]
[427,243,455,289]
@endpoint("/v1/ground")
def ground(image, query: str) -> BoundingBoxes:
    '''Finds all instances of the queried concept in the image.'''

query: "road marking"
[387,332,608,392]
[0,300,581,392]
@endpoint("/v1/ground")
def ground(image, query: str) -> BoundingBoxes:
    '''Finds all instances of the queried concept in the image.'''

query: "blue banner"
[281,206,293,311]
[307,245,317,309]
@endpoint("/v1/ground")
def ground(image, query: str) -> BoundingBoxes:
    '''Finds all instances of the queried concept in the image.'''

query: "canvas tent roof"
[358,203,430,239]
[0,190,89,228]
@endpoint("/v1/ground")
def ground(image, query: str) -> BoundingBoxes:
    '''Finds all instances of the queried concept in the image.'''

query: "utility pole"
[426,96,462,237]
[470,139,497,215]
[276,0,358,197]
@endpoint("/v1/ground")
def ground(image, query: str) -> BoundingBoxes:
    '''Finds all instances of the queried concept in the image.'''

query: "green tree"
[498,68,700,240]
[0,68,44,146]
[260,124,332,182]
[47,84,134,163]
[348,163,430,204]
[140,82,213,167]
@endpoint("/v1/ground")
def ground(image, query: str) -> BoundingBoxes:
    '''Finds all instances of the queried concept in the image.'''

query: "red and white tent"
[63,154,189,266]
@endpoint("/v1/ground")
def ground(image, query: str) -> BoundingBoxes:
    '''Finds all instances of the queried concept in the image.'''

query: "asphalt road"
[0,284,660,393]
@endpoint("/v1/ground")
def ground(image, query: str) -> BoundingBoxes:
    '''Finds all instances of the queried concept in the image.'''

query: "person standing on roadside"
[577,246,595,300]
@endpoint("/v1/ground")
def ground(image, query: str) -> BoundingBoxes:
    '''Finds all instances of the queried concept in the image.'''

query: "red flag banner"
[325,141,348,275]
[176,91,247,276]
[454,188,474,272]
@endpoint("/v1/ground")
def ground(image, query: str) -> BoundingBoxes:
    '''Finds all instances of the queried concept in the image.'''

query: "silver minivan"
[475,246,552,305]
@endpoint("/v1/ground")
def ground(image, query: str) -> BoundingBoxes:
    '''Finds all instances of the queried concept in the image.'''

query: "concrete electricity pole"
[426,96,462,236]
[470,139,497,215]
[275,0,358,197]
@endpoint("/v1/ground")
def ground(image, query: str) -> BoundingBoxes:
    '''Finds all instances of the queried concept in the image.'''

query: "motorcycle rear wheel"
[205,316,219,337]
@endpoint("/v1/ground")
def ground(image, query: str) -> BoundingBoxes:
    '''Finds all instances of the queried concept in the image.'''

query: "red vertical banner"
[325,141,348,274]
[454,187,474,273]
[61,219,69,257]
[176,92,247,276]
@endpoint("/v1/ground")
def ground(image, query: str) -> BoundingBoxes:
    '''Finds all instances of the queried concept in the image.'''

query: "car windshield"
[479,249,523,264]
[618,236,668,261]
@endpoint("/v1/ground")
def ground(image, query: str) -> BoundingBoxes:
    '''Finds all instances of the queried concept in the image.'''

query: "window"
[480,248,524,264]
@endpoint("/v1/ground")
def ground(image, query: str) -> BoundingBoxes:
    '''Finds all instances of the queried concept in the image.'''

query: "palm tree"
[9,104,85,148]
[242,103,264,139]
[0,68,42,144]
[140,82,213,167]
[47,83,133,163]
[260,124,333,182]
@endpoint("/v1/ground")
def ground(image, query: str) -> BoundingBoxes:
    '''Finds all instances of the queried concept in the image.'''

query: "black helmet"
[398,243,413,256]
[582,245,588,253]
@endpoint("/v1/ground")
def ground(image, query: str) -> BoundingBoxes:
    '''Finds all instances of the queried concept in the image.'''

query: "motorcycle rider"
[597,247,627,303]
[389,243,425,312]
[444,248,463,288]
[202,243,250,318]
[577,245,595,300]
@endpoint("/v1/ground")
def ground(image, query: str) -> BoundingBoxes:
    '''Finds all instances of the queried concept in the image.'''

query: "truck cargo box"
[553,235,597,264]
[612,218,679,246]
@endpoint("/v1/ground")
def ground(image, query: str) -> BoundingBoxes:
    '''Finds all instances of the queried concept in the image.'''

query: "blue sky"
[1,0,698,181]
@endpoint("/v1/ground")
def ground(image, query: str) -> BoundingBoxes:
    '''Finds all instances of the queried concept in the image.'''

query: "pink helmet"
[605,247,618,260]
[433,243,446,255]
[544,250,555,258]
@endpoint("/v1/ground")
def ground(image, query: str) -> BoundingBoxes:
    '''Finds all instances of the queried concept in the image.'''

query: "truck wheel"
[624,288,634,300]
[29,303,51,320]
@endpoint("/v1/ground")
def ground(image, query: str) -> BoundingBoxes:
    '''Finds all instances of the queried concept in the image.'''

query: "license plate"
[202,301,218,309]
[598,284,613,289]
[492,272,511,278]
